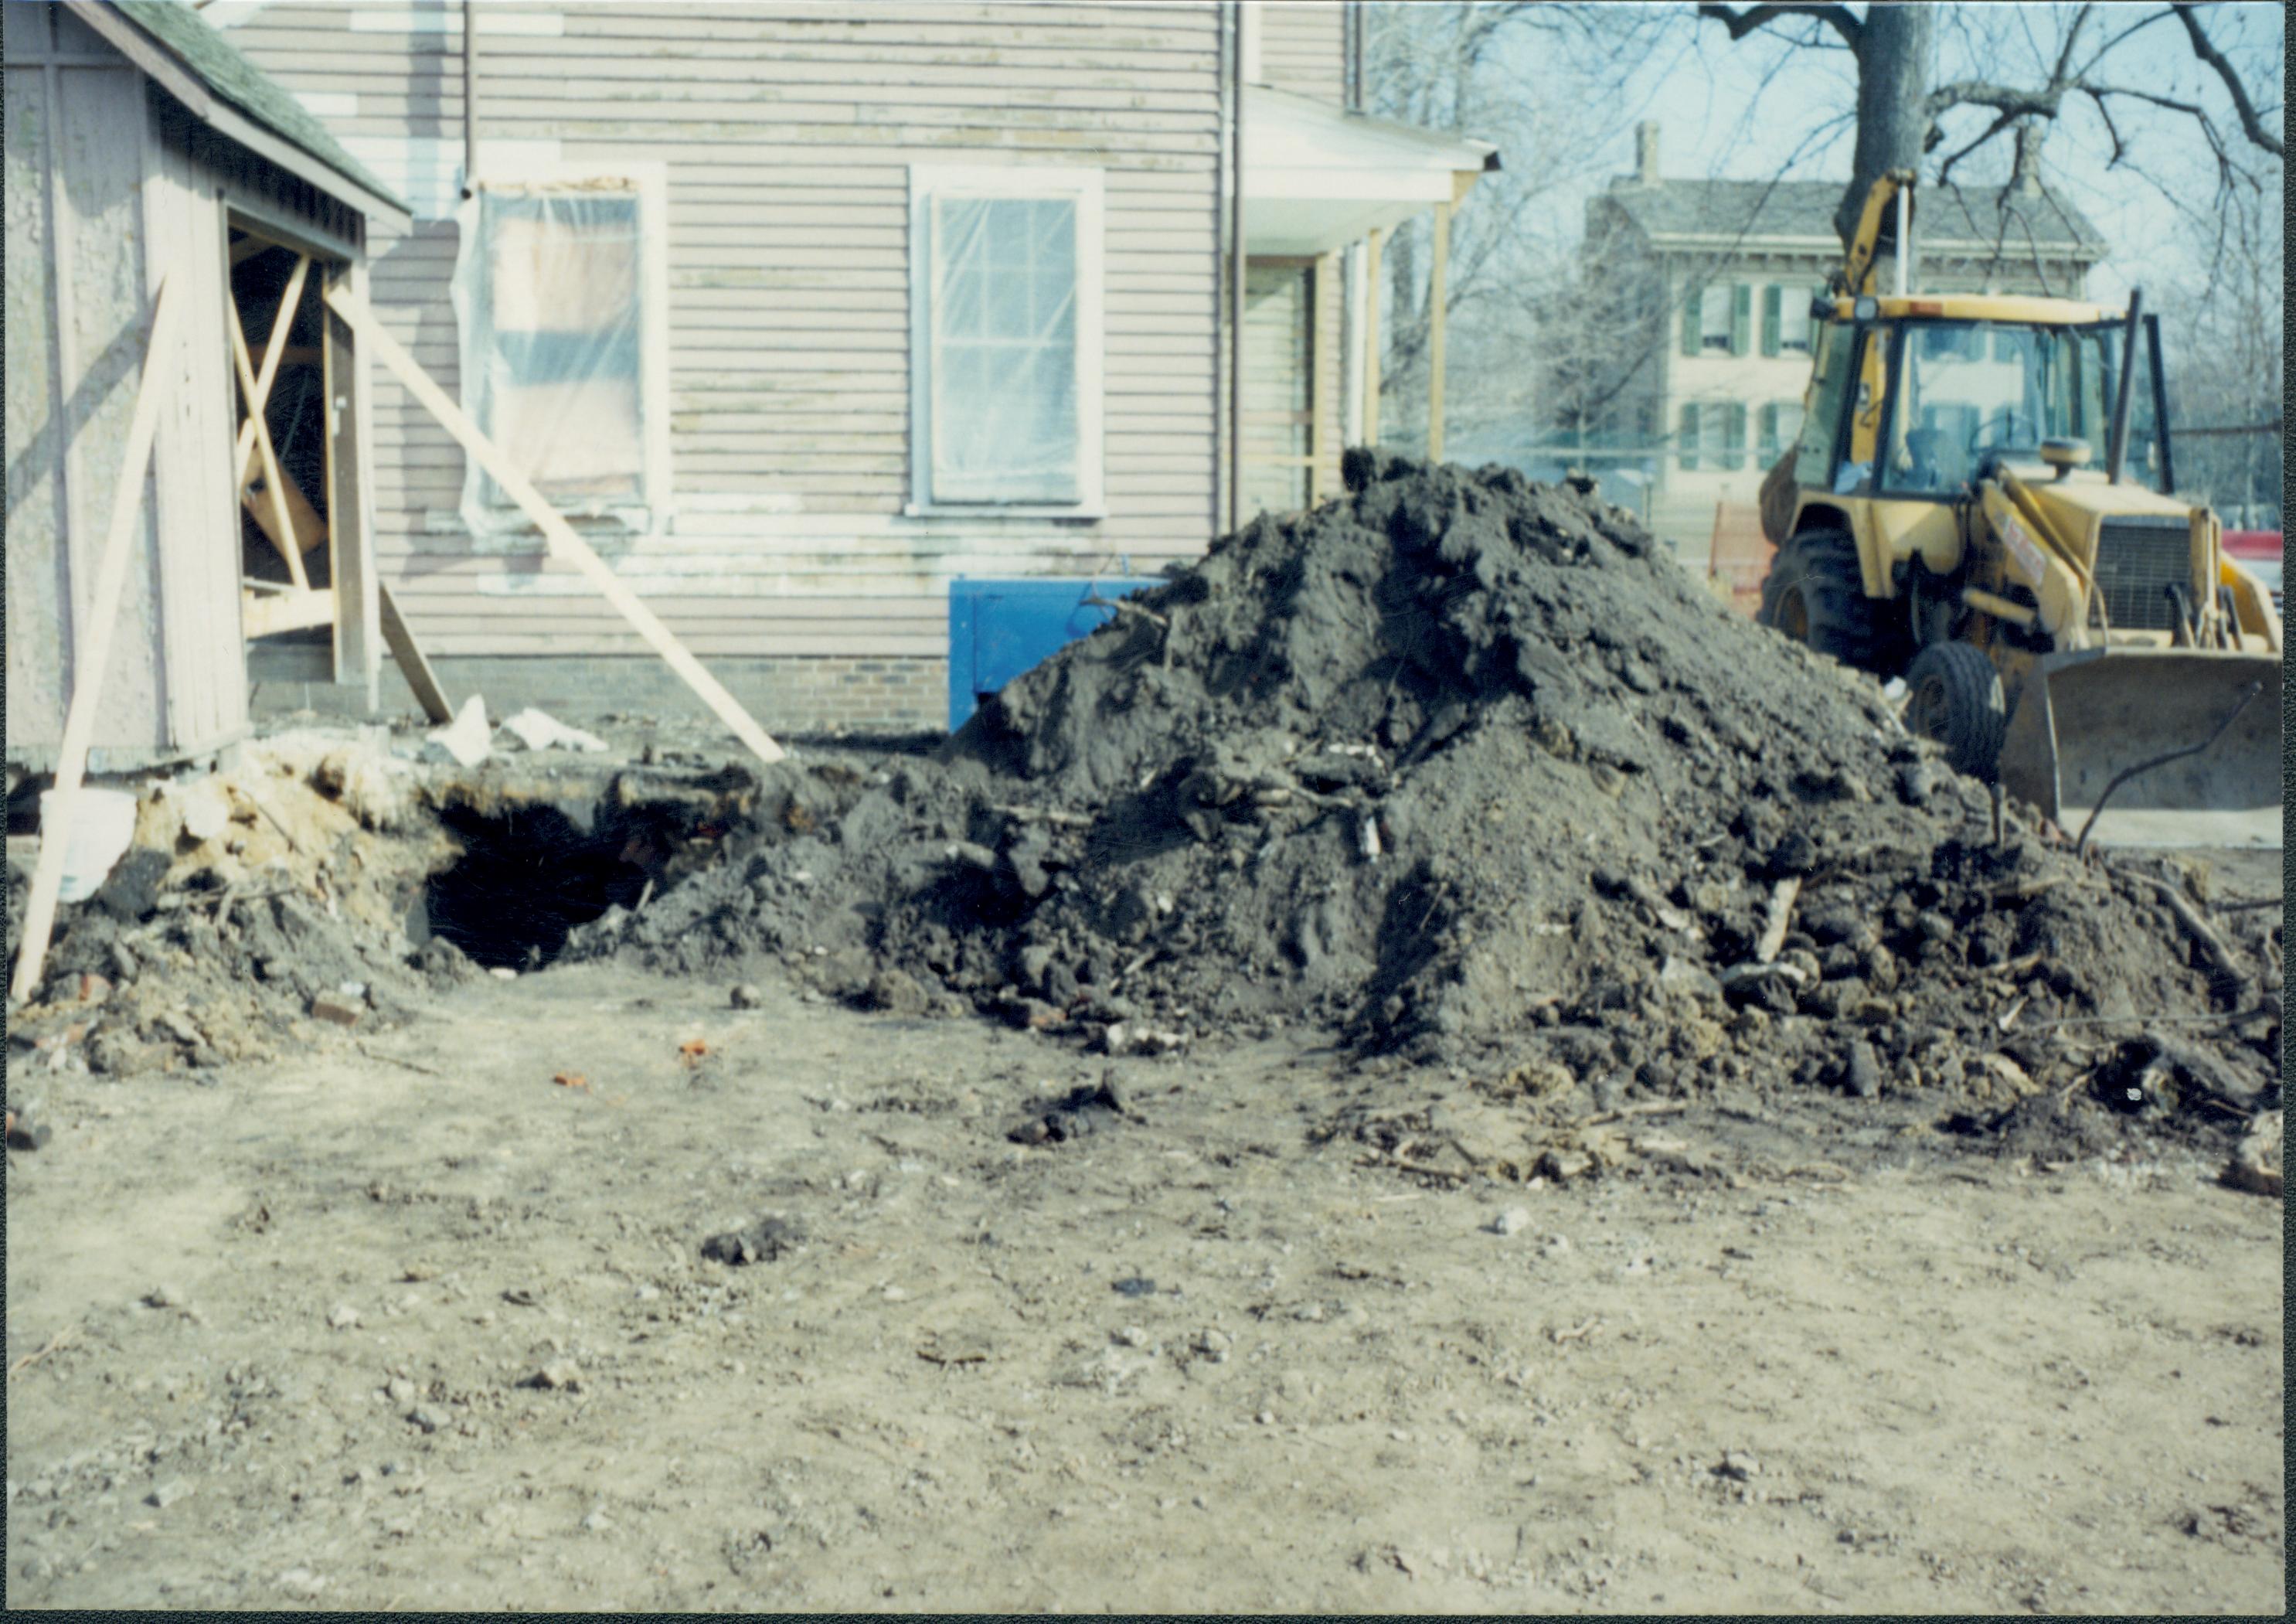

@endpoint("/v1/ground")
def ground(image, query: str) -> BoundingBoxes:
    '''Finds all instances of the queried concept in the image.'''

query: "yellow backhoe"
[1757,171,2281,846]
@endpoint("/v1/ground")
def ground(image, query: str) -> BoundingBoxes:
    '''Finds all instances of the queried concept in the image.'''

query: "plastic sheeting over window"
[452,181,650,536]
[924,195,1082,505]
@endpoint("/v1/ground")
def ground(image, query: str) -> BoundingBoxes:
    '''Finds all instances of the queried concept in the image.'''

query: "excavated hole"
[420,802,670,972]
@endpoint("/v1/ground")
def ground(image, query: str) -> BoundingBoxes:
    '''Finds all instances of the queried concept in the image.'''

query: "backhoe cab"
[1757,173,2281,846]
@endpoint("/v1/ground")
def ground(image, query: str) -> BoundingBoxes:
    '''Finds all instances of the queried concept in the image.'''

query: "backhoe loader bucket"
[1998,649,2284,847]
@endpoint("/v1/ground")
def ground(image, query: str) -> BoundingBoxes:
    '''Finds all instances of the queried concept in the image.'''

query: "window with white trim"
[909,165,1104,512]
[1775,288,1814,352]
[451,164,670,536]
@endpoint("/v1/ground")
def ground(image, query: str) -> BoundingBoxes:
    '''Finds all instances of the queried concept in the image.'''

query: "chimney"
[2012,122,2043,196]
[1635,122,1661,186]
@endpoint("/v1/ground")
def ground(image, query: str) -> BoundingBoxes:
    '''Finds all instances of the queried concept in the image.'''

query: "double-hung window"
[451,163,670,536]
[1679,400,1748,472]
[909,165,1104,512]
[1757,401,1804,465]
[1764,284,1817,355]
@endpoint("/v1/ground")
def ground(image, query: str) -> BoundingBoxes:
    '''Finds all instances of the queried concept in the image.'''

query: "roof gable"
[99,0,407,220]
[1604,176,2105,254]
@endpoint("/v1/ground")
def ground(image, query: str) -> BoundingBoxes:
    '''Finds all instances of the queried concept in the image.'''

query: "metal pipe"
[1961,586,2037,627]
[1227,0,1247,531]
[1347,2,1364,111]
[461,0,479,197]
[2106,285,2143,484]
[1893,185,1908,296]
[1211,0,1228,534]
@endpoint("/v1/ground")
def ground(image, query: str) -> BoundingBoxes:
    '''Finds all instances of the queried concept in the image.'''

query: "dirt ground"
[5,948,2282,1613]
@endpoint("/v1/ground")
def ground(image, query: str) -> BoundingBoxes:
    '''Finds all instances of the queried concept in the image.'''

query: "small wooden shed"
[5,0,410,774]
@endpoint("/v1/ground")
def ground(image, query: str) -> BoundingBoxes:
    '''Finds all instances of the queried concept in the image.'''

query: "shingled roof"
[100,0,406,219]
[1604,176,2106,254]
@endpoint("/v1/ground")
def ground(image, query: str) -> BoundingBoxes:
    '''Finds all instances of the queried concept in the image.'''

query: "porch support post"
[1427,201,1451,463]
[1362,226,1383,449]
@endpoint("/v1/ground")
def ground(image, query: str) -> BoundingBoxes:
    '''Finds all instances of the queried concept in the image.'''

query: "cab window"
[1793,321,1852,487]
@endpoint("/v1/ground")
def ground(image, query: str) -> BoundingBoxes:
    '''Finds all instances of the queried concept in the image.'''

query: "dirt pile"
[571,455,2279,1149]
[8,737,470,1081]
[6,733,762,1082]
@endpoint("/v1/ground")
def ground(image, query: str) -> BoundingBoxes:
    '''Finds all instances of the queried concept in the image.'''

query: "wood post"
[1428,201,1450,465]
[326,260,381,702]
[1362,226,1383,450]
[12,276,182,1006]
[1311,248,1339,500]
[325,284,787,765]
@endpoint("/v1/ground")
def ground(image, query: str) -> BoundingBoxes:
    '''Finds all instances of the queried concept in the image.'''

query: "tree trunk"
[1836,5,1937,250]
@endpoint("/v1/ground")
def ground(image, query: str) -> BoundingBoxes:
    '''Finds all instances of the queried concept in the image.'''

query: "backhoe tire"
[1759,528,1898,672]
[1905,642,2006,783]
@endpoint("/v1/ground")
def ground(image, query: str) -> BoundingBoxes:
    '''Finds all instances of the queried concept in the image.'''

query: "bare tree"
[2160,170,2283,526]
[1695,2,2284,248]
[1361,2,1671,447]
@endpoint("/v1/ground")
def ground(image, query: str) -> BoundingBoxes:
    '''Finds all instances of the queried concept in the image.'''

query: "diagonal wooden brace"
[12,275,183,1005]
[321,284,786,766]
[233,252,311,485]
[229,298,309,591]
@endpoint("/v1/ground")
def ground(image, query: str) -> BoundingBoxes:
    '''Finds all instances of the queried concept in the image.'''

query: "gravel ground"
[5,959,2281,1613]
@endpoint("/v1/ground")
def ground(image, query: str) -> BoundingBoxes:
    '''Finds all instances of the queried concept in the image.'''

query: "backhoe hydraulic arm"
[1835,169,1916,297]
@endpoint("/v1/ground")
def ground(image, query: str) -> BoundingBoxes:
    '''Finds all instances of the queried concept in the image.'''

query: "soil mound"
[577,455,2278,1142]
[9,738,465,1079]
[6,737,758,1081]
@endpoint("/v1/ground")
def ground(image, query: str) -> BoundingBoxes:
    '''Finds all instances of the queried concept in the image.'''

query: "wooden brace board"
[324,284,785,765]
[12,277,183,1005]
[378,581,454,725]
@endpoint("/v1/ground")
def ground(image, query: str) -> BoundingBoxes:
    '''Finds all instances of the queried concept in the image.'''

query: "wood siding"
[223,2,1225,665]
[4,12,172,759]
[1257,2,1345,105]
[143,94,254,753]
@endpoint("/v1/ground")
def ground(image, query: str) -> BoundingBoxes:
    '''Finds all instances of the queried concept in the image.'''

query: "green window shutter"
[1761,284,1781,356]
[1678,403,1699,471]
[1758,403,1778,461]
[1680,286,1702,357]
[1730,284,1753,356]
[1723,402,1747,469]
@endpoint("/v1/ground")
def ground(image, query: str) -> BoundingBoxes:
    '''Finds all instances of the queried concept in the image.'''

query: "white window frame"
[1698,283,1734,351]
[454,158,672,538]
[906,163,1105,519]
[1777,286,1815,353]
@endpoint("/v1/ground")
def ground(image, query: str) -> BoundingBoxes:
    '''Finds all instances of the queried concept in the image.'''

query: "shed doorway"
[228,221,348,653]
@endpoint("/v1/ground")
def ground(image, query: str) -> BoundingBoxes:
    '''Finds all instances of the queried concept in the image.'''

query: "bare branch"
[1695,3,1862,49]
[2174,3,2285,157]
[2075,5,2180,77]
[2050,3,2096,85]
[2081,86,2129,168]
[1927,80,2066,120]
[2087,83,2213,123]
[1935,107,2023,184]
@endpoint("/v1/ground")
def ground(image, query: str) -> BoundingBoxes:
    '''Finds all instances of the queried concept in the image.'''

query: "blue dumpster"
[947,577,1161,732]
